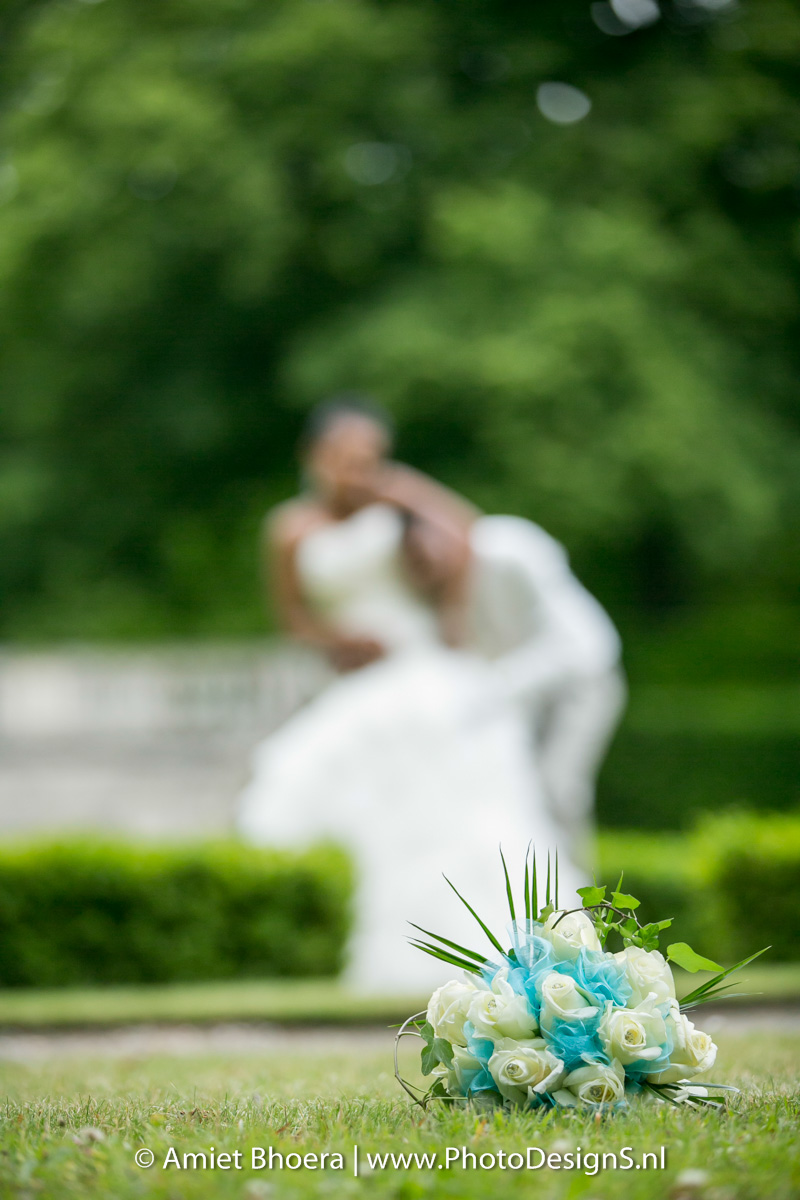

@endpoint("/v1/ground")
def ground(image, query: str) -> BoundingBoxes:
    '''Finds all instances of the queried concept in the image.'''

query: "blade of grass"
[687,1096,725,1110]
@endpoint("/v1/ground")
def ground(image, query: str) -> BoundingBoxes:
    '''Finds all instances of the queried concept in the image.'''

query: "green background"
[0,0,798,829]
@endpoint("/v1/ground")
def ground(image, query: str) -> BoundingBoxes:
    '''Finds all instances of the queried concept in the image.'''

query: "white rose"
[431,1043,482,1095]
[429,1060,454,1089]
[597,997,668,1066]
[538,971,599,1033]
[426,979,478,1047]
[562,1058,626,1108]
[450,1043,485,1093]
[615,946,676,1009]
[488,1037,565,1105]
[539,911,601,961]
[647,1012,717,1084]
[467,968,538,1041]
[670,1084,709,1103]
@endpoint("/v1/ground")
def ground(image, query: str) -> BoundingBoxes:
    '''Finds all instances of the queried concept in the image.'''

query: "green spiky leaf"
[499,846,515,923]
[408,923,487,964]
[523,848,531,922]
[443,876,505,957]
[409,940,483,976]
[680,947,770,1008]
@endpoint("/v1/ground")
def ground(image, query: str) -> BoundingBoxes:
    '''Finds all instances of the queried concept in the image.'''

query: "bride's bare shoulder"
[266,497,329,550]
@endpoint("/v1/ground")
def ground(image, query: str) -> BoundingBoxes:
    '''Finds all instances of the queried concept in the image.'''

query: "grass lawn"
[0,978,423,1029]
[0,964,798,1029]
[0,1028,797,1199]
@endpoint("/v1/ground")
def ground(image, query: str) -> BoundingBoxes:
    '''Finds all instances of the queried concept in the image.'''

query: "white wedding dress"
[238,504,584,993]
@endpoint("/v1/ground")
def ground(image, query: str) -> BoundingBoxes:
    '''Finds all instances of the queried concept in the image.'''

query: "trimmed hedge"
[598,728,800,830]
[695,812,800,962]
[0,812,794,992]
[0,841,352,989]
[597,686,800,830]
[597,831,728,959]
[598,810,800,962]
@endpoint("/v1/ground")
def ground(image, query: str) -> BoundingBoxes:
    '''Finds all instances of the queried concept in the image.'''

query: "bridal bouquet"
[395,851,765,1112]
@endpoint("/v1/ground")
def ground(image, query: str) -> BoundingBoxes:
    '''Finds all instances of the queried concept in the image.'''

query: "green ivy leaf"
[577,884,606,907]
[421,1030,454,1075]
[434,1038,454,1067]
[421,1042,438,1075]
[611,891,640,911]
[667,942,722,973]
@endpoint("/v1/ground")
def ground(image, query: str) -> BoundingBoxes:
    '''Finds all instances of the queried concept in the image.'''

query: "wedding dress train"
[238,504,584,993]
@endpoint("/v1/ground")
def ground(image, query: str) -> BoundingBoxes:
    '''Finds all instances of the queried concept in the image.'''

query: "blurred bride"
[238,400,584,992]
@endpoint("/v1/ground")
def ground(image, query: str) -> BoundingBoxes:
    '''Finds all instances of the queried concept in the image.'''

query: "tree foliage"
[0,0,798,648]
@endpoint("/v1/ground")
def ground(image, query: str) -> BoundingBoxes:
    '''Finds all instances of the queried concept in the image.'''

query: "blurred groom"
[406,512,626,870]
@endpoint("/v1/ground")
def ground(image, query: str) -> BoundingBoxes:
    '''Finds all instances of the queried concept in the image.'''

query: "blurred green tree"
[0,0,797,664]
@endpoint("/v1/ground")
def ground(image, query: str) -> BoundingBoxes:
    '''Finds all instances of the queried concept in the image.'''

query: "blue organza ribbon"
[566,948,633,1008]
[470,919,672,1088]
[544,1016,604,1072]
[460,1023,499,1096]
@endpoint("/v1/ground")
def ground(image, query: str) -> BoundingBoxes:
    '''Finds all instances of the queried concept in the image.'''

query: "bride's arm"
[375,463,479,536]
[266,504,384,669]
[371,464,478,646]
